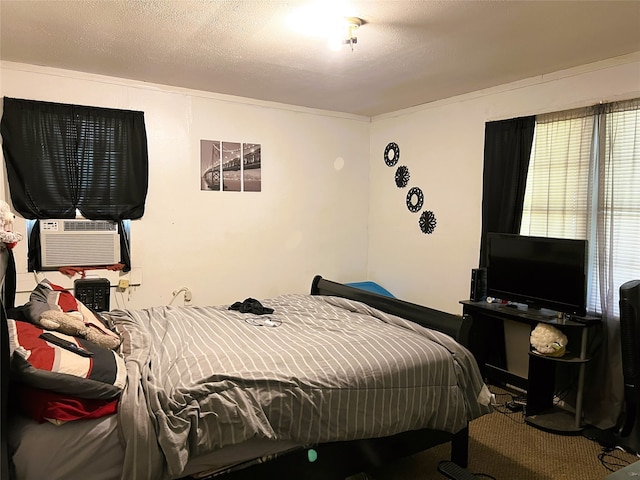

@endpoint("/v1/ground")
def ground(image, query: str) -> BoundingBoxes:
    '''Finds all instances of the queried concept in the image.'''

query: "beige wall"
[0,62,371,308]
[368,54,640,314]
[2,54,639,313]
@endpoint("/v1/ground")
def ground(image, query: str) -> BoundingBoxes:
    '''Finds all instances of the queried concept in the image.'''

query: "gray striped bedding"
[106,294,491,480]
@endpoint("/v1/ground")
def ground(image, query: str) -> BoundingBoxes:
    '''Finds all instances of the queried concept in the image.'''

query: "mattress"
[9,414,123,480]
[9,414,303,480]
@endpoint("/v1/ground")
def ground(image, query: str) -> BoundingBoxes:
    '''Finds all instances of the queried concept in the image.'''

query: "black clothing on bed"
[228,298,274,315]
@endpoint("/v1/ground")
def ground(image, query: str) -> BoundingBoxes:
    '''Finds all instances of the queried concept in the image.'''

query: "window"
[0,97,148,272]
[520,99,640,316]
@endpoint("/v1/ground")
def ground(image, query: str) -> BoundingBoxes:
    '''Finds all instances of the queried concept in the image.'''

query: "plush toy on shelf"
[0,199,23,249]
[530,322,568,357]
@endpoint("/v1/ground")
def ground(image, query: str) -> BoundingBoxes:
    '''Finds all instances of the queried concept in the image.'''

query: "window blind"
[520,107,594,239]
[521,99,640,316]
[0,97,148,221]
[591,104,640,314]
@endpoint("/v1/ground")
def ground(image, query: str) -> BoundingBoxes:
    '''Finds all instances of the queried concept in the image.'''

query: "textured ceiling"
[1,0,640,117]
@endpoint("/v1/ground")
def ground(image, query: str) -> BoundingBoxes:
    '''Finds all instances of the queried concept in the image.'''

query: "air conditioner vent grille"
[63,220,117,232]
[44,234,120,267]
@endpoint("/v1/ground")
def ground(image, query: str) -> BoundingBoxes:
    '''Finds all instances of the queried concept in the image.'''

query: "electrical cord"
[551,370,578,406]
[244,316,281,327]
[488,386,527,424]
[582,424,639,472]
[169,287,192,306]
[489,385,639,474]
[597,446,638,472]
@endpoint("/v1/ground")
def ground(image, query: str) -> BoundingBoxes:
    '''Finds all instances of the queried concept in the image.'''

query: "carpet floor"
[369,387,639,480]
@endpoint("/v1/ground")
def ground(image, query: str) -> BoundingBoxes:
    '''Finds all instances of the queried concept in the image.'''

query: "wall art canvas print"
[200,140,262,192]
[200,140,221,191]
[221,141,242,192]
[243,143,262,192]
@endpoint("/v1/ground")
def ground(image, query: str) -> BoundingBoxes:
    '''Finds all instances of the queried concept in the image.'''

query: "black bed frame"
[0,275,474,480]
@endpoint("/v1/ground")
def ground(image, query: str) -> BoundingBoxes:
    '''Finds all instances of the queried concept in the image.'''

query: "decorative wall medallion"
[419,210,437,234]
[406,187,424,213]
[383,141,437,235]
[395,166,410,188]
[384,142,400,167]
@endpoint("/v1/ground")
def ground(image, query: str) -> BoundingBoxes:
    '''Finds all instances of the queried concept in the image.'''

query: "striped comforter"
[107,294,491,479]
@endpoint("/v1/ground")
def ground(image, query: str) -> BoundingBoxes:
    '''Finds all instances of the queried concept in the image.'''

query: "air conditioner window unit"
[40,219,120,268]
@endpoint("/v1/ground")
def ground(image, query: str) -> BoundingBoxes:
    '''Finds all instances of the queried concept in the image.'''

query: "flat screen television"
[486,233,588,317]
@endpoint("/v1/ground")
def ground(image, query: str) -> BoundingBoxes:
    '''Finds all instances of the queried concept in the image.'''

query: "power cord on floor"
[581,424,640,474]
[597,446,638,472]
[489,384,639,474]
[488,386,526,424]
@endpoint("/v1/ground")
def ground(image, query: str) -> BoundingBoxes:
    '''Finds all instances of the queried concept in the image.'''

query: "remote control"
[39,333,94,357]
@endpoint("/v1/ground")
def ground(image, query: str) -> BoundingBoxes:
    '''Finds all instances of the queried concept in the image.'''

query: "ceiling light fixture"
[287,5,364,52]
[327,17,364,52]
[341,17,363,51]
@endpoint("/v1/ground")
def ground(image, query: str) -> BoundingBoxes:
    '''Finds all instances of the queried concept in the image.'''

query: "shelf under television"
[528,349,592,364]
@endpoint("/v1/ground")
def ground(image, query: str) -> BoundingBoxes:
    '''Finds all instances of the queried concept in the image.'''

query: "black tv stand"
[460,300,602,434]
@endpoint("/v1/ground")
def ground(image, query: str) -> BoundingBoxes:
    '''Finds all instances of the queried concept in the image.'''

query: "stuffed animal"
[37,309,121,350]
[530,322,568,357]
[0,200,23,249]
[26,280,121,350]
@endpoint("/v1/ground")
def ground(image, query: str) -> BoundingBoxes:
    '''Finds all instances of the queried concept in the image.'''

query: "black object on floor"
[583,426,618,449]
[437,461,478,480]
[506,401,524,412]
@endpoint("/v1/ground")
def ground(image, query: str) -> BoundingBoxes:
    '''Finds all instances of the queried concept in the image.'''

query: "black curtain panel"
[479,116,535,267]
[27,222,41,273]
[0,97,148,221]
[2,250,16,311]
[1,97,148,272]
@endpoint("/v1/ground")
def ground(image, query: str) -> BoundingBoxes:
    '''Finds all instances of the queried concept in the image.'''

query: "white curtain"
[521,98,640,428]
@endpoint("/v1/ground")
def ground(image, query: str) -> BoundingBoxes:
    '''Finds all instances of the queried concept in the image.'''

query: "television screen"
[486,233,588,317]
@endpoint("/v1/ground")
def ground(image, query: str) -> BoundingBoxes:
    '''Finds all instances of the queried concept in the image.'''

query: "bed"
[1,275,491,480]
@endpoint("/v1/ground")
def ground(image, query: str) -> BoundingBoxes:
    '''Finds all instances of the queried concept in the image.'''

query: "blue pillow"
[346,281,396,298]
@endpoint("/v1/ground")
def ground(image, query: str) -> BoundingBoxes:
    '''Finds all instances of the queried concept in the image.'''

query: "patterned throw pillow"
[15,383,119,425]
[7,318,126,399]
[24,279,121,349]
